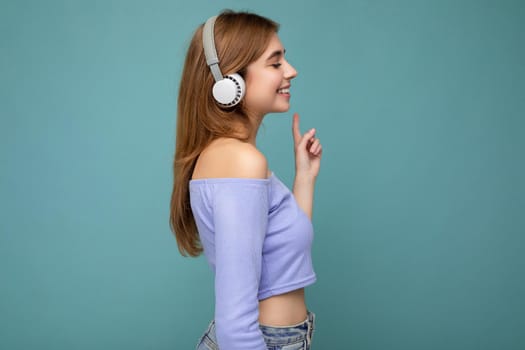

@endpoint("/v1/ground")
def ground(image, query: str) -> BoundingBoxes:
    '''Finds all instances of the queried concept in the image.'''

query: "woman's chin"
[273,103,291,113]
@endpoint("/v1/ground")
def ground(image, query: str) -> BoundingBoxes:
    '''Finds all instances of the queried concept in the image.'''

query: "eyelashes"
[271,63,282,68]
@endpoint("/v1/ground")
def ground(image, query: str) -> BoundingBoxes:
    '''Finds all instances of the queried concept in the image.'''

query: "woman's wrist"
[293,171,317,186]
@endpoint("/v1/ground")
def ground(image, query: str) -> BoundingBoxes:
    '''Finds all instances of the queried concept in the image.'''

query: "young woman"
[170,10,322,350]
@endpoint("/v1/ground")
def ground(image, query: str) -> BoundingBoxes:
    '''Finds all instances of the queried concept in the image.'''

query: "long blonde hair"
[170,10,279,256]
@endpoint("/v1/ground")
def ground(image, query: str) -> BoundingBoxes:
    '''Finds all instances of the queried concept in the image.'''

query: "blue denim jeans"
[196,310,315,350]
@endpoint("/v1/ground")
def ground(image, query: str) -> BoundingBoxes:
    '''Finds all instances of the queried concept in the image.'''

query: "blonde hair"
[170,10,279,256]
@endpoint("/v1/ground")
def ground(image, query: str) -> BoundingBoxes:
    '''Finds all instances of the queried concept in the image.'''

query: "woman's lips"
[277,87,290,97]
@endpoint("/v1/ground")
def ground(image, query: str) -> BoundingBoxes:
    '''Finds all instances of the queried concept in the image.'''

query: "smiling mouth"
[277,88,290,94]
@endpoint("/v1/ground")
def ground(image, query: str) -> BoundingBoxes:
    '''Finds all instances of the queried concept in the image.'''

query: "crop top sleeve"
[202,180,270,349]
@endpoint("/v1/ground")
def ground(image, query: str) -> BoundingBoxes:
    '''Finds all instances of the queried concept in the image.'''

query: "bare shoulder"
[192,138,268,179]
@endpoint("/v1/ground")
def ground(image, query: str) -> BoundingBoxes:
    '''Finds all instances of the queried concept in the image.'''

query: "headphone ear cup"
[212,73,246,107]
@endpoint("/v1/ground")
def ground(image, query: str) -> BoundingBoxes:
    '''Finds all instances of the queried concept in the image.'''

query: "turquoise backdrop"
[1,0,524,349]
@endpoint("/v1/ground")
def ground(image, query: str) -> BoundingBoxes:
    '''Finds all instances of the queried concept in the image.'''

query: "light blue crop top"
[189,172,316,349]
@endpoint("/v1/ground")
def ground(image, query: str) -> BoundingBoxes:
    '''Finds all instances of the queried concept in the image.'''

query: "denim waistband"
[196,310,315,349]
[259,310,315,347]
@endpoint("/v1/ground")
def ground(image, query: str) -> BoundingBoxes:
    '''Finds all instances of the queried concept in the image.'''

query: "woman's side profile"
[170,10,323,350]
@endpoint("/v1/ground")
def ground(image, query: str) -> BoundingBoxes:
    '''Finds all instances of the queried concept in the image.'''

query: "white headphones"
[202,15,246,107]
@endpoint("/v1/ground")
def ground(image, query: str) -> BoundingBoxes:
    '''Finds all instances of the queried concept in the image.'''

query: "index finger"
[292,113,301,144]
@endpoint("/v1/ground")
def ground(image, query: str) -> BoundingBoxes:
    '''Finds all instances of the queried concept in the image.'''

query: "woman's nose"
[285,60,298,79]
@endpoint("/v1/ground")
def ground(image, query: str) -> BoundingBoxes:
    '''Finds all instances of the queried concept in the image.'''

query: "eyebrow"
[266,49,286,61]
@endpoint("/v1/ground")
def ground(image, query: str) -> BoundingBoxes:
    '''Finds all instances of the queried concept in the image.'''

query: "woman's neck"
[235,111,264,146]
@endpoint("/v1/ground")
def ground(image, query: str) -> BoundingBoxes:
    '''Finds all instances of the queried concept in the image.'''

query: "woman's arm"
[292,173,316,219]
[212,181,269,350]
[203,145,270,350]
[291,113,323,220]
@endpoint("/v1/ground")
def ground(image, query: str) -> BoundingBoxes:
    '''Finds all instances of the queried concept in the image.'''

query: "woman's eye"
[271,63,282,68]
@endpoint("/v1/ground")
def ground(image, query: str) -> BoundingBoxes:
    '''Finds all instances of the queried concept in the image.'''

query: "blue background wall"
[1,0,524,349]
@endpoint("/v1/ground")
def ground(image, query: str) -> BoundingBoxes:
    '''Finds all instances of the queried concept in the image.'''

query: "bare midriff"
[258,288,307,327]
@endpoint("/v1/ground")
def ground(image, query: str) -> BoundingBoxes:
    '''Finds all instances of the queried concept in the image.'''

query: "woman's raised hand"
[292,112,322,180]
